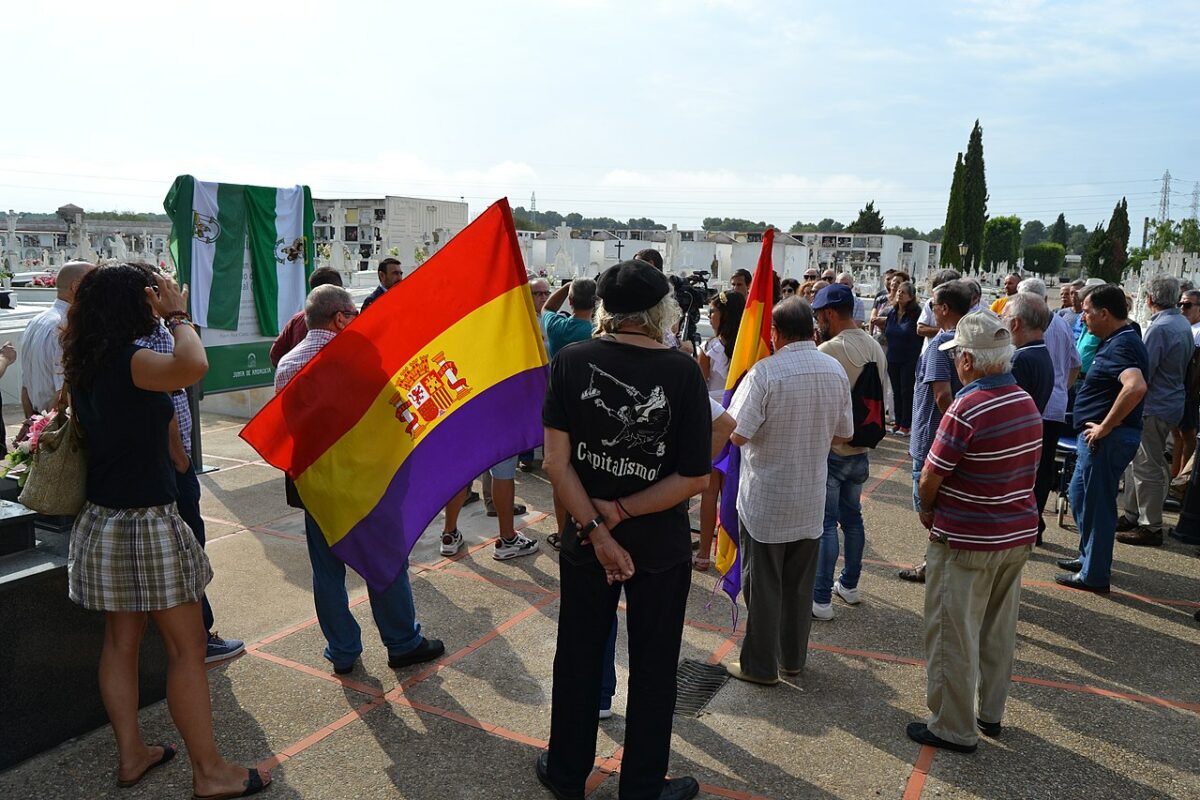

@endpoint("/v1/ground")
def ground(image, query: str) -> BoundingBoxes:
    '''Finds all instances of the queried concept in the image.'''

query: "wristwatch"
[576,515,605,541]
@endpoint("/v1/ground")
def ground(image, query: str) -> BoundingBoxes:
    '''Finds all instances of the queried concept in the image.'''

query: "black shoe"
[1115,515,1138,532]
[487,502,527,518]
[977,717,1002,737]
[535,752,584,800]
[1164,496,1182,512]
[1054,572,1110,594]
[333,661,356,675]
[463,490,481,506]
[905,722,977,753]
[388,638,445,669]
[659,776,701,800]
[1168,527,1200,545]
[1056,558,1083,571]
[898,563,926,583]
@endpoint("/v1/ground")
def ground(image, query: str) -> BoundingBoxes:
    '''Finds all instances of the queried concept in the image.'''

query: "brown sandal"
[192,767,270,799]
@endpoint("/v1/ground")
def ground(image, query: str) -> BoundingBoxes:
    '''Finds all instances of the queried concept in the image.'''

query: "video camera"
[670,270,712,353]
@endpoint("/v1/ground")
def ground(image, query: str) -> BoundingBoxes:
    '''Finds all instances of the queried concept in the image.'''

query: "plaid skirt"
[68,501,213,612]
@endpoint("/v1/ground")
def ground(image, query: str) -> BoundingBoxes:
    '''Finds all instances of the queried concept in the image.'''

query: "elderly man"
[836,272,866,324]
[277,285,444,674]
[899,280,970,583]
[916,269,962,352]
[1058,279,1085,329]
[1057,285,1148,591]
[811,284,887,620]
[21,260,94,416]
[906,311,1042,754]
[1171,288,1200,479]
[360,256,403,312]
[726,298,853,684]
[1116,276,1195,547]
[1003,293,1054,415]
[269,267,345,366]
[1016,279,1081,542]
[541,278,597,358]
[989,273,1021,314]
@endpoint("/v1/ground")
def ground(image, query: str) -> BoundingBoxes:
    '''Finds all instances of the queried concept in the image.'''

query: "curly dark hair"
[710,289,745,356]
[61,264,160,389]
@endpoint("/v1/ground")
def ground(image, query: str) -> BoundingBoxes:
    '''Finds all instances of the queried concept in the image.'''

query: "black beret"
[596,260,670,313]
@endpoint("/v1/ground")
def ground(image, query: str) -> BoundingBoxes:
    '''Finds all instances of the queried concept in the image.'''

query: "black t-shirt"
[1010,341,1054,415]
[74,344,177,508]
[542,337,712,572]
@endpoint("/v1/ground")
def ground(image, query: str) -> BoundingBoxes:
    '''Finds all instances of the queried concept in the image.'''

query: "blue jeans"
[911,456,926,512]
[815,453,870,605]
[1067,428,1141,587]
[600,615,618,711]
[303,513,423,668]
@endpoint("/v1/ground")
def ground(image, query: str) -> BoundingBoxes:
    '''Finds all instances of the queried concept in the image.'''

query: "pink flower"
[27,410,57,450]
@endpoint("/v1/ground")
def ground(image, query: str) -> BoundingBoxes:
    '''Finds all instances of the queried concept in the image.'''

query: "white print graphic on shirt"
[579,363,671,458]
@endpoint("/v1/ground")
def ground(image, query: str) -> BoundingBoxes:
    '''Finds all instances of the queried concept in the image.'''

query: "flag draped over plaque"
[241,199,548,591]
[713,227,775,612]
[164,174,315,335]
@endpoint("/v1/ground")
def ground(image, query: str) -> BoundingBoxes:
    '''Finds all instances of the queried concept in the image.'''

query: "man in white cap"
[906,311,1042,754]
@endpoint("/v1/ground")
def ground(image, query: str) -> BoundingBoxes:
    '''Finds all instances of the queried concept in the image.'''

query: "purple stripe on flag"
[331,366,548,590]
[717,444,743,604]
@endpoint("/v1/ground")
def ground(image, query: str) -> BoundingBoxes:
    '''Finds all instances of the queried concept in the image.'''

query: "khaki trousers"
[924,540,1031,746]
[739,528,820,681]
[1121,415,1173,531]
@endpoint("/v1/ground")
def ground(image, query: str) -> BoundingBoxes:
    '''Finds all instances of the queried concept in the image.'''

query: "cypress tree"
[1103,198,1130,283]
[961,120,989,271]
[940,153,965,268]
[1049,213,1068,247]
[846,200,885,234]
[1082,224,1108,280]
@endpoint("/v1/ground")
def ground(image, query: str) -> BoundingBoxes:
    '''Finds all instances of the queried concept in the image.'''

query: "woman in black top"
[63,265,270,798]
[539,261,711,800]
[882,281,923,434]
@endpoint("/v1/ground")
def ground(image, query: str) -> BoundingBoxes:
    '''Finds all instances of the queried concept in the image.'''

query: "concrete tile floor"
[1,415,1197,799]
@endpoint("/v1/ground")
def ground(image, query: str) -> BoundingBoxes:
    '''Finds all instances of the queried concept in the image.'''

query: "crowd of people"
[15,247,1197,799]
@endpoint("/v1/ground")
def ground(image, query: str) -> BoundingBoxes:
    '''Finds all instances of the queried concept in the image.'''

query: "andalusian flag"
[164,175,315,335]
[714,227,775,611]
[241,199,548,591]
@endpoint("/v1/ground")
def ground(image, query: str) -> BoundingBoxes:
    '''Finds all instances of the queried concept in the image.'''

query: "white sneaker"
[833,580,861,605]
[812,602,834,621]
[440,529,463,556]
[494,532,539,560]
[598,708,613,720]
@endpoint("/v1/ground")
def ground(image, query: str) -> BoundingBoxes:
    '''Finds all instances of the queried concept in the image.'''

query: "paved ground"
[2,412,1198,799]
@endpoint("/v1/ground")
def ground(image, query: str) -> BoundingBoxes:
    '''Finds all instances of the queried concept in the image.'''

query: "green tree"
[983,215,1022,269]
[961,120,989,270]
[883,225,925,239]
[846,200,885,234]
[789,221,820,233]
[1020,219,1047,247]
[1082,224,1108,279]
[1180,218,1200,253]
[564,212,583,227]
[512,214,545,231]
[1101,197,1130,282]
[816,218,845,232]
[1148,219,1177,257]
[926,226,944,242]
[1127,247,1149,273]
[1066,224,1090,255]
[940,152,966,267]
[1049,213,1068,246]
[1023,242,1066,275]
[702,217,770,232]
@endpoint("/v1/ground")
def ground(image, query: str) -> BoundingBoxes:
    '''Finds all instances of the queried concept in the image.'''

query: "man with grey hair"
[21,260,95,416]
[1058,279,1085,330]
[1116,275,1196,546]
[726,297,853,683]
[276,284,445,674]
[916,268,962,351]
[1004,293,1054,416]
[1016,279,1081,542]
[906,311,1041,753]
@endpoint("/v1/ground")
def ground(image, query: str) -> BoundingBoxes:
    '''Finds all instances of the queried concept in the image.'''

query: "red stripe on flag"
[241,199,528,476]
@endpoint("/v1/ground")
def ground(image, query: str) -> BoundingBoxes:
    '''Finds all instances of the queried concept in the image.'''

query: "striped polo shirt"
[925,372,1042,550]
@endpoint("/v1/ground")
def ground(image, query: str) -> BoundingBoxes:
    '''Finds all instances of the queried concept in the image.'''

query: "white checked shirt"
[728,340,853,543]
[21,299,69,412]
[275,328,335,392]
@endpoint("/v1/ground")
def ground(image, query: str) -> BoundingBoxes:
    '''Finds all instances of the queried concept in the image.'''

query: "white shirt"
[21,298,69,411]
[728,341,853,543]
[1191,320,1200,347]
[702,337,730,400]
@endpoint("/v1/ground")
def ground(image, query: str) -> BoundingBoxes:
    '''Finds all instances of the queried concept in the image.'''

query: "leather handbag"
[19,383,87,516]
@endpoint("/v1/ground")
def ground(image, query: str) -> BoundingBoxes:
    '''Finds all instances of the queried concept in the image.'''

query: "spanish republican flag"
[241,199,548,591]
[714,227,775,609]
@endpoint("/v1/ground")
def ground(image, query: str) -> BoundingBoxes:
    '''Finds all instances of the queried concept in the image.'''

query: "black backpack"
[849,361,887,448]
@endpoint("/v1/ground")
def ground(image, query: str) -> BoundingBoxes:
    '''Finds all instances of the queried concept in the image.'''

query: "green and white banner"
[164,174,315,335]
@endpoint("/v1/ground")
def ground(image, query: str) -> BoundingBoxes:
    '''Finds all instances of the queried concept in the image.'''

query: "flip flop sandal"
[193,767,270,800]
[546,532,562,551]
[117,743,177,788]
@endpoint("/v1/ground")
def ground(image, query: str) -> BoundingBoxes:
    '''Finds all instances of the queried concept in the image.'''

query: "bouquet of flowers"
[0,410,58,487]
[32,275,57,288]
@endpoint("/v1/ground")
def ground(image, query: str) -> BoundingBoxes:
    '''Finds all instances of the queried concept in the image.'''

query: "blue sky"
[5,0,1197,235]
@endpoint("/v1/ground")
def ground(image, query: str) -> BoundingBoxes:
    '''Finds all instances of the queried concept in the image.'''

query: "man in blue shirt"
[1057,285,1148,591]
[541,278,596,358]
[898,280,969,583]
[1116,276,1196,547]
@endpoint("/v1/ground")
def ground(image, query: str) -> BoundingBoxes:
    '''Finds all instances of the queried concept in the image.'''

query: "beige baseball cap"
[938,310,1012,352]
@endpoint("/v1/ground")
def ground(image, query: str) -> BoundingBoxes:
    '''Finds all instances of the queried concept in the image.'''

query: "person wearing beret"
[539,260,711,800]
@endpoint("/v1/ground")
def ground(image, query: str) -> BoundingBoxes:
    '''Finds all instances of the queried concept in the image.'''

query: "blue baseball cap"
[811,283,855,310]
